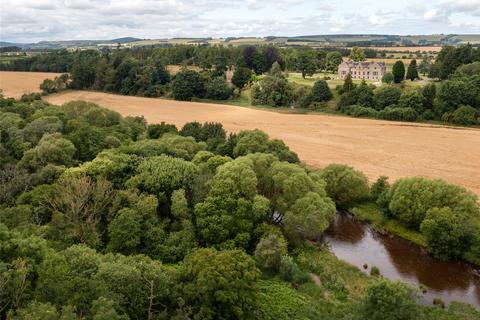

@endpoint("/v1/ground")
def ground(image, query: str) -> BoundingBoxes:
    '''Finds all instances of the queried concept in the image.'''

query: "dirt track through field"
[1,71,479,196]
[0,71,61,98]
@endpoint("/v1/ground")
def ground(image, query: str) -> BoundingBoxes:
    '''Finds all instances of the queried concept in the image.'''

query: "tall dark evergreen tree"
[392,61,405,83]
[406,60,419,81]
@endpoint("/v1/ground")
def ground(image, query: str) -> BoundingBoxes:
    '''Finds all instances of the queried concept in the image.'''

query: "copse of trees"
[430,44,480,79]
[251,62,295,107]
[379,177,479,260]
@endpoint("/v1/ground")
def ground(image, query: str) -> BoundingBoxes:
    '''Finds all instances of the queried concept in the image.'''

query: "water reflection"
[325,213,480,308]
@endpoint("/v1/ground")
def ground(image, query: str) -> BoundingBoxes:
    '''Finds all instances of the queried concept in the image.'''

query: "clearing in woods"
[1,71,479,196]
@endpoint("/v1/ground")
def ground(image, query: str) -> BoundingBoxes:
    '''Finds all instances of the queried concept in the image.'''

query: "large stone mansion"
[338,61,386,81]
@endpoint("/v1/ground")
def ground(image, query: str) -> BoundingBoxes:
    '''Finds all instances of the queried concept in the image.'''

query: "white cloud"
[368,14,389,26]
[1,0,480,43]
[423,9,448,22]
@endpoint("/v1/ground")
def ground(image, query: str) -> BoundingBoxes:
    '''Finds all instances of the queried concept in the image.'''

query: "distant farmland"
[367,46,442,53]
[0,71,61,98]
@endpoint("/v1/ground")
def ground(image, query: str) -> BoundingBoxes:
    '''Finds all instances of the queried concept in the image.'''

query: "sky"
[1,0,480,43]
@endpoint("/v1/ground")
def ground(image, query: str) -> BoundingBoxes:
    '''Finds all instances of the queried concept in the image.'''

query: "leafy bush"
[370,176,389,201]
[205,76,233,100]
[378,106,418,122]
[255,231,288,271]
[320,164,370,208]
[251,70,294,107]
[279,256,309,284]
[147,122,178,139]
[232,67,252,90]
[420,207,473,260]
[359,280,419,320]
[450,105,478,125]
[309,80,333,102]
[382,72,394,84]
[344,105,378,118]
[398,90,425,113]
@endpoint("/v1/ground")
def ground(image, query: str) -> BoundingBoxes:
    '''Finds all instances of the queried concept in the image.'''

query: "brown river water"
[324,213,480,308]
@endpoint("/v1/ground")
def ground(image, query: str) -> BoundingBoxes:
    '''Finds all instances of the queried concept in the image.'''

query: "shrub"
[205,77,233,100]
[251,72,294,107]
[254,231,288,271]
[309,80,333,102]
[279,255,308,283]
[147,122,178,139]
[382,72,394,84]
[378,106,418,122]
[420,109,436,121]
[420,207,472,260]
[232,67,252,90]
[398,90,425,113]
[370,176,389,201]
[370,266,380,276]
[320,164,370,208]
[344,105,378,118]
[433,298,445,308]
[374,85,401,110]
[450,105,478,125]
[359,280,419,320]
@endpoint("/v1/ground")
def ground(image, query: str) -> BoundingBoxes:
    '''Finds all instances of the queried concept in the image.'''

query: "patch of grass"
[296,247,372,302]
[257,279,328,319]
[420,302,480,320]
[0,55,28,63]
[350,202,427,247]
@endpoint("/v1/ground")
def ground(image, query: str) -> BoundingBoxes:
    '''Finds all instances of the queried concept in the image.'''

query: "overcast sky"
[1,0,480,43]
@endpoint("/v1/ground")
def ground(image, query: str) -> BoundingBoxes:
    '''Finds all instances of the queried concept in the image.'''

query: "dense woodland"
[0,92,479,319]
[1,44,479,125]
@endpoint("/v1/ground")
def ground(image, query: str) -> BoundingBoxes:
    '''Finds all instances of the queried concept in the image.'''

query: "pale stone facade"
[338,61,386,81]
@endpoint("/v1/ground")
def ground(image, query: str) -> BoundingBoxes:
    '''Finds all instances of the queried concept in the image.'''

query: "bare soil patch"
[44,90,480,197]
[0,71,62,98]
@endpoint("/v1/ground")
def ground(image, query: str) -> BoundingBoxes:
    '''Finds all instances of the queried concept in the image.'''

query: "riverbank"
[323,212,480,308]
[294,246,480,315]
[349,201,480,266]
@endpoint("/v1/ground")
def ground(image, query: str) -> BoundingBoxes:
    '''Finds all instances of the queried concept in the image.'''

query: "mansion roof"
[339,61,386,68]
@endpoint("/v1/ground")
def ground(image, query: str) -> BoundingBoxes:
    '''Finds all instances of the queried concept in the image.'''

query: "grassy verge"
[350,201,427,247]
[350,201,480,266]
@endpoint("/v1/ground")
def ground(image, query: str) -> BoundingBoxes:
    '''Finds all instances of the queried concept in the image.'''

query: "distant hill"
[0,37,144,49]
[1,34,479,50]
[110,37,143,43]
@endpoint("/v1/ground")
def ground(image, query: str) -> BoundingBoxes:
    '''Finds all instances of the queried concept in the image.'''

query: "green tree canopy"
[359,280,419,320]
[319,164,370,208]
[181,248,260,320]
[349,47,367,62]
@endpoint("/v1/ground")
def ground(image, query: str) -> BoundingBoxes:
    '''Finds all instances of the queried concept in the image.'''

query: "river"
[324,213,480,308]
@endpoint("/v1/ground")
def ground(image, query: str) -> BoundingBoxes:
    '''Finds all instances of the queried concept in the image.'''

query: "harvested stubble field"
[0,71,62,98]
[367,46,442,53]
[1,71,479,197]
